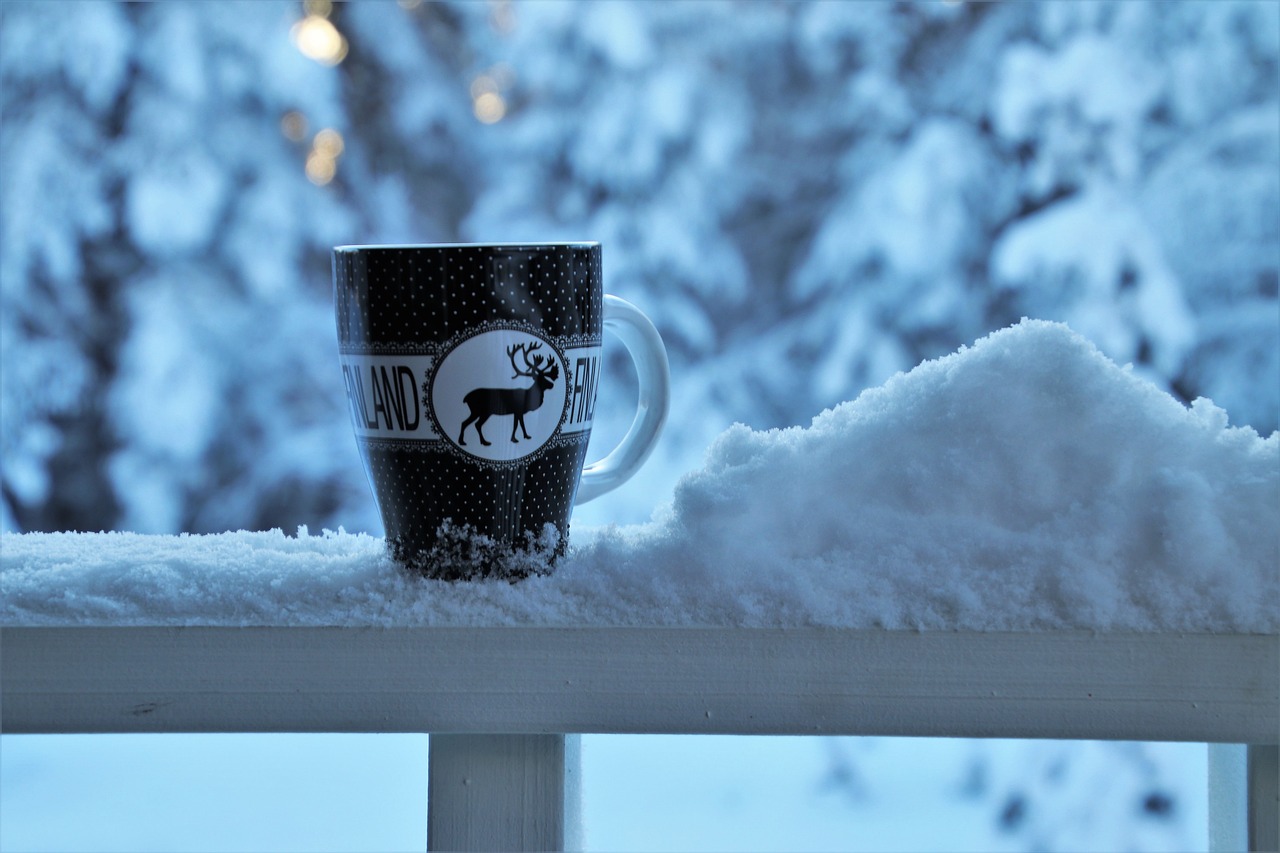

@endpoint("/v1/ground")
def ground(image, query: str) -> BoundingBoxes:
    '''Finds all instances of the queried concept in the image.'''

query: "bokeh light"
[470,65,515,124]
[473,92,507,124]
[305,128,344,185]
[305,150,337,186]
[279,110,308,142]
[313,128,344,159]
[291,14,348,66]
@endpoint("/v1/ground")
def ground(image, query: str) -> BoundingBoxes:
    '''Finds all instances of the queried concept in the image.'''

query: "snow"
[583,736,1206,853]
[796,118,992,297]
[1,2,133,113]
[126,152,229,255]
[581,1,654,70]
[4,319,1275,632]
[994,36,1160,151]
[991,185,1196,376]
[0,733,1207,853]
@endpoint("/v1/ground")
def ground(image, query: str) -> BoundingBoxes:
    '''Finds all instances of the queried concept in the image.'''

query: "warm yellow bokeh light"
[280,110,309,142]
[470,64,515,123]
[291,15,348,66]
[473,92,507,124]
[313,128,345,158]
[305,151,337,186]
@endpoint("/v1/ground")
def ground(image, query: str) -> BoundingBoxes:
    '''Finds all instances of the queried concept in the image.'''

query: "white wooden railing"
[3,625,1276,850]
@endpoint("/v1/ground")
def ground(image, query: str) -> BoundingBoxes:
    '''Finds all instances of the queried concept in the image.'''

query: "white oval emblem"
[429,329,568,464]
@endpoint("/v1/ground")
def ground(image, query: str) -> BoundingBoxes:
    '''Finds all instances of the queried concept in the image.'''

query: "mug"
[333,242,669,580]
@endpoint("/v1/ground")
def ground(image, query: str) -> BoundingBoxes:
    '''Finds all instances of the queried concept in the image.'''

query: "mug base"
[389,519,566,582]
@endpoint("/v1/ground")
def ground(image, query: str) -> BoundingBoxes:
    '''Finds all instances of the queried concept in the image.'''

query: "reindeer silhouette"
[458,342,560,447]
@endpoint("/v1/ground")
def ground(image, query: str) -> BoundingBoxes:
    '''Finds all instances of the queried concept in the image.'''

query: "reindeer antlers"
[507,342,551,378]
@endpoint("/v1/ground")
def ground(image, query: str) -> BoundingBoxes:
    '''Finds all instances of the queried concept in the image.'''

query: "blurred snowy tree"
[984,0,1279,426]
[1,2,137,531]
[1,1,478,533]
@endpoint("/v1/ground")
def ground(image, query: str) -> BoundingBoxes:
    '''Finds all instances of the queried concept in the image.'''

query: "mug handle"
[575,295,671,504]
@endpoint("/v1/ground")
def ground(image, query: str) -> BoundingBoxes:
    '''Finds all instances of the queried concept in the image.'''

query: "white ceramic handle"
[575,295,670,504]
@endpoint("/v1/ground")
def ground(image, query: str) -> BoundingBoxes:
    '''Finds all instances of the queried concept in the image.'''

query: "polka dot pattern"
[335,244,602,350]
[368,441,589,559]
[334,244,603,576]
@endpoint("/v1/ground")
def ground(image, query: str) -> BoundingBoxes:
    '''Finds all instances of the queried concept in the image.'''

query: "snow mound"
[3,320,1276,631]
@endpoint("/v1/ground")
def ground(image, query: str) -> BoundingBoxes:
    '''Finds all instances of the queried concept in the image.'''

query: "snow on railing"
[6,322,1277,635]
[3,321,1276,849]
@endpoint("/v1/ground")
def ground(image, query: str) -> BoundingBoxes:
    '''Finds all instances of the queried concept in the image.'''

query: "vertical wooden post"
[1249,745,1278,852]
[428,734,575,852]
[1211,744,1248,852]
[1210,744,1280,853]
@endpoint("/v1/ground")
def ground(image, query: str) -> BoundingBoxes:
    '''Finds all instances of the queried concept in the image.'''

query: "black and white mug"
[333,242,669,579]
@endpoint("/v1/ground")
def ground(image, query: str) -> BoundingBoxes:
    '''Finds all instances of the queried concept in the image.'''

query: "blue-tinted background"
[2,1,1274,849]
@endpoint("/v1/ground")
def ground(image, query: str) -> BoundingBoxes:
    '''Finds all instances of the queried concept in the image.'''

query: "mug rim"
[334,242,600,252]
